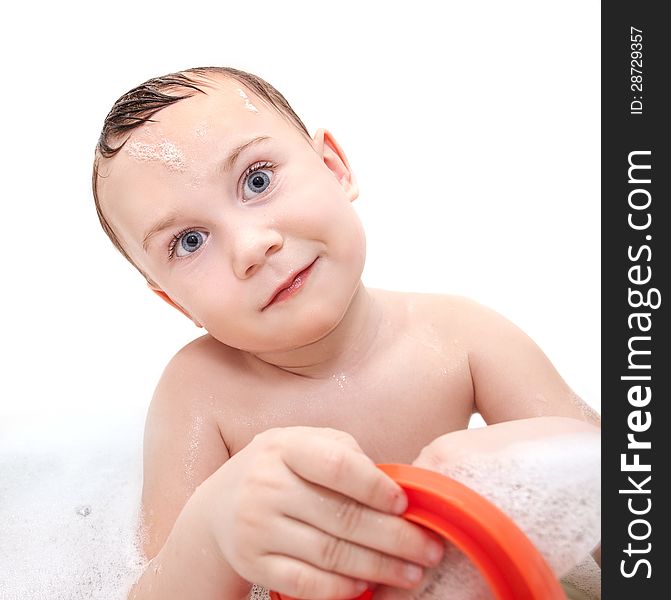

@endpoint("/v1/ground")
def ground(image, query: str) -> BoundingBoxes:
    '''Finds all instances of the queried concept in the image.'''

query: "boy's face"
[97,77,366,353]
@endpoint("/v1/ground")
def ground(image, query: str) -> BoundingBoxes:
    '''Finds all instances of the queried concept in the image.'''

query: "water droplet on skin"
[183,415,204,486]
[331,372,348,390]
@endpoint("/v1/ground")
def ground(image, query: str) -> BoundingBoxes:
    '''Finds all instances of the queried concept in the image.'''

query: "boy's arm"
[454,297,600,426]
[413,416,599,469]
[130,487,251,600]
[129,342,251,600]
[426,297,602,566]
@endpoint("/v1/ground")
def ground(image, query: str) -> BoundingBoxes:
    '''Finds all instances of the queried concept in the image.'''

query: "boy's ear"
[147,282,203,328]
[313,128,359,202]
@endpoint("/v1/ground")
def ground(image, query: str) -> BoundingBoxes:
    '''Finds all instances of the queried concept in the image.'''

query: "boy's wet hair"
[92,66,311,281]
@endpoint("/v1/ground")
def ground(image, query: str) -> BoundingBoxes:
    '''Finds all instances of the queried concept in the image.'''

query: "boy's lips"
[262,258,318,310]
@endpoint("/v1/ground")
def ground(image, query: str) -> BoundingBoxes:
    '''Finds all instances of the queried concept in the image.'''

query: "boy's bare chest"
[217,323,475,465]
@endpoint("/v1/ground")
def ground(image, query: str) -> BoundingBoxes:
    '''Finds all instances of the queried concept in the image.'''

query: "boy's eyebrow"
[142,215,179,252]
[220,135,272,173]
[141,135,272,252]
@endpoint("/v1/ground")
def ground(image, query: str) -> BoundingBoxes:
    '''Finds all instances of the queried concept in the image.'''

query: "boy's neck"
[248,283,386,380]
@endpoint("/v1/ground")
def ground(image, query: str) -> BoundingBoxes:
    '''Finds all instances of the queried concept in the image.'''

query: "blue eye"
[171,230,208,258]
[242,164,273,201]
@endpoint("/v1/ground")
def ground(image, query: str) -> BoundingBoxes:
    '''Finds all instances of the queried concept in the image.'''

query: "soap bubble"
[0,416,147,600]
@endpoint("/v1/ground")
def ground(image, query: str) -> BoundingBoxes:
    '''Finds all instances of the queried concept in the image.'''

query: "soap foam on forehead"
[124,86,260,171]
[236,87,259,113]
[125,140,186,171]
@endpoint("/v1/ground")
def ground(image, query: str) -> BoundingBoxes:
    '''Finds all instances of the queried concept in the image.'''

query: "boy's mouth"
[262,257,318,310]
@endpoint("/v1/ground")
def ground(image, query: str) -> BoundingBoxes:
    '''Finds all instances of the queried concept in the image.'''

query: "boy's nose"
[232,225,283,279]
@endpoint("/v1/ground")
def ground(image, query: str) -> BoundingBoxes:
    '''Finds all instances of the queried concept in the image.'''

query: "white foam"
[249,585,271,599]
[561,554,601,599]
[408,432,601,599]
[1,419,599,600]
[236,88,259,113]
[0,416,147,600]
[125,140,186,171]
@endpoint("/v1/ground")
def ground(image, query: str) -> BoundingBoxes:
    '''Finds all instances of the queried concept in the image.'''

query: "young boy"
[92,66,600,600]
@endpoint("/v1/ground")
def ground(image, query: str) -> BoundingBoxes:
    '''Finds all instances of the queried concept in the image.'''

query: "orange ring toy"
[270,464,565,600]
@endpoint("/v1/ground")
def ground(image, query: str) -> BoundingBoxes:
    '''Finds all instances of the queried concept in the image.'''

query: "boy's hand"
[197,426,444,600]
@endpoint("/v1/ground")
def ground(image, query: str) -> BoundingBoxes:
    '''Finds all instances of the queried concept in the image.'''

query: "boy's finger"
[282,436,407,515]
[258,554,370,600]
[263,517,426,592]
[280,479,444,569]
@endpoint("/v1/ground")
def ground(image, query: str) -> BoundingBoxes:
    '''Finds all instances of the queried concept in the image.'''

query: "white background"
[0,1,600,442]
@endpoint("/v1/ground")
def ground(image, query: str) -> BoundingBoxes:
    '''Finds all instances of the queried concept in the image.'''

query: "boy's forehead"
[127,77,291,144]
[99,77,300,208]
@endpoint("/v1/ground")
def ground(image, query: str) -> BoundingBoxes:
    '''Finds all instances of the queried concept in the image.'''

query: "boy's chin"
[203,271,365,353]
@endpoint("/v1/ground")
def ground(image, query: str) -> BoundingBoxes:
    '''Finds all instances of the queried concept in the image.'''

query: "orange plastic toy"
[270,463,565,600]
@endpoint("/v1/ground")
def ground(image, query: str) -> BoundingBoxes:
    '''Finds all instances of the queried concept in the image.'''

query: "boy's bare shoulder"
[165,332,246,378]
[146,332,241,440]
[406,291,515,333]
[392,290,600,425]
[152,334,251,403]
[141,334,241,559]
[145,333,252,438]
[374,288,490,331]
